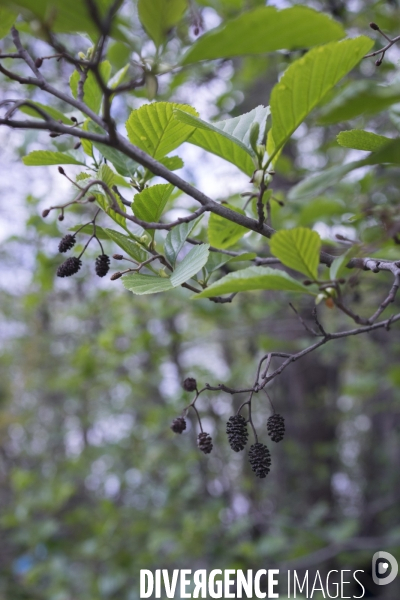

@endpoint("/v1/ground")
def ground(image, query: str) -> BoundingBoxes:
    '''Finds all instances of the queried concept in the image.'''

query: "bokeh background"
[1,0,400,598]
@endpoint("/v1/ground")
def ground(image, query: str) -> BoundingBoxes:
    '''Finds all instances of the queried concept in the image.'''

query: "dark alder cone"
[171,417,186,434]
[369,22,380,30]
[95,254,110,277]
[197,432,213,454]
[226,414,248,452]
[35,57,43,68]
[57,256,82,278]
[183,377,197,392]
[248,443,271,478]
[58,234,76,253]
[267,414,285,443]
[42,209,50,218]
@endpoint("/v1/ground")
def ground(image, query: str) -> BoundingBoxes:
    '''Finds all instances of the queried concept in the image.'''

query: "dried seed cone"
[183,377,197,392]
[95,254,110,277]
[197,432,213,454]
[58,234,76,253]
[57,256,82,278]
[171,417,186,434]
[267,414,285,442]
[226,414,248,452]
[248,443,271,478]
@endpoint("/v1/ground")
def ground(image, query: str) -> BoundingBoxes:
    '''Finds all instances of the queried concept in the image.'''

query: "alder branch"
[1,29,399,288]
[202,311,400,396]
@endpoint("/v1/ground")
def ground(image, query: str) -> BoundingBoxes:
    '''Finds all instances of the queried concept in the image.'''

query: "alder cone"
[95,254,110,277]
[171,417,186,434]
[226,414,248,452]
[197,432,213,454]
[183,377,197,392]
[267,414,285,442]
[248,443,271,478]
[57,257,82,277]
[58,234,76,253]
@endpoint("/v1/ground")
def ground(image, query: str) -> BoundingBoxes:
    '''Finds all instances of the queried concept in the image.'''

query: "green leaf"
[69,224,109,240]
[126,102,198,159]
[138,0,187,47]
[182,6,345,64]
[205,251,256,273]
[298,198,347,227]
[169,244,209,287]
[159,156,184,171]
[365,138,400,165]
[329,246,359,281]
[5,0,125,37]
[95,193,127,231]
[208,205,248,249]
[318,80,400,125]
[0,6,15,38]
[122,243,209,294]
[270,228,321,280]
[81,120,93,158]
[104,228,148,263]
[289,139,400,201]
[205,252,234,273]
[108,64,129,89]
[132,184,174,225]
[94,143,138,177]
[122,274,173,295]
[164,219,201,267]
[288,160,366,202]
[70,62,112,114]
[269,37,373,158]
[22,151,85,166]
[174,105,269,174]
[337,130,391,151]
[195,266,314,299]
[97,164,117,188]
[19,102,74,124]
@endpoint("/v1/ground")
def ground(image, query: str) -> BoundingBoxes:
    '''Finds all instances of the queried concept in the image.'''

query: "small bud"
[110,272,123,280]
[249,122,260,155]
[58,214,64,221]
[194,26,200,35]
[251,169,264,187]
[58,166,65,175]
[113,254,124,260]
[325,297,335,309]
[49,132,60,138]
[42,208,50,218]
[145,72,158,101]
[183,377,197,392]
[303,280,313,286]
[73,141,81,150]
[35,57,43,68]
[71,116,78,123]
[338,278,346,284]
[87,195,96,202]
[369,22,380,31]
[375,58,383,67]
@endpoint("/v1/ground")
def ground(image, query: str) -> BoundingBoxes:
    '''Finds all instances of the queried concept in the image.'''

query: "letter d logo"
[372,551,398,586]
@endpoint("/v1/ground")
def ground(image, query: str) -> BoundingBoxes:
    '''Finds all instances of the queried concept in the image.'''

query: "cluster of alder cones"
[56,234,110,278]
[171,378,285,479]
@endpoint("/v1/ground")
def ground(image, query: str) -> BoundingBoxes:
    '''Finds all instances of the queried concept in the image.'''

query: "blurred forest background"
[1,0,400,598]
